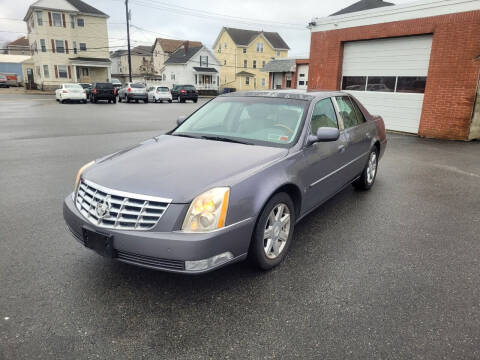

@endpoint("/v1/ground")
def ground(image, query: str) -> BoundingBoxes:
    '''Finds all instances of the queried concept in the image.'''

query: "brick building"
[308,0,480,140]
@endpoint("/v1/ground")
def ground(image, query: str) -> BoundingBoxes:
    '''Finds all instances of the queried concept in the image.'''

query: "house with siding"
[152,38,202,74]
[23,0,111,90]
[110,45,154,83]
[6,37,30,55]
[213,27,290,91]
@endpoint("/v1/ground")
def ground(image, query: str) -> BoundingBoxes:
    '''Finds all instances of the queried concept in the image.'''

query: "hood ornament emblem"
[96,195,112,219]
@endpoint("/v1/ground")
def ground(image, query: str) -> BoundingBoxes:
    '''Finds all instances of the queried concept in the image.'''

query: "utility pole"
[125,0,132,82]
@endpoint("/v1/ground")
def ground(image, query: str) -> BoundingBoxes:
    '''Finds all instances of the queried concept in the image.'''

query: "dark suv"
[90,83,117,104]
[171,85,198,103]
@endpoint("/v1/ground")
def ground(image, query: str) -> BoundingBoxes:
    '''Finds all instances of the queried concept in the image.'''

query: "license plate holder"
[82,227,116,258]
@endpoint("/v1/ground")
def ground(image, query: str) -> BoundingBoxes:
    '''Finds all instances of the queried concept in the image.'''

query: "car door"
[301,97,350,212]
[333,96,371,181]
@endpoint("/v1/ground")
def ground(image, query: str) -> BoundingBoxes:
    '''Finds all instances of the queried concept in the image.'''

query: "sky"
[0,0,414,56]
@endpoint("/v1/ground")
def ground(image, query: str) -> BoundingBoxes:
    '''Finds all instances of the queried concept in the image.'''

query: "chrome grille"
[75,179,171,230]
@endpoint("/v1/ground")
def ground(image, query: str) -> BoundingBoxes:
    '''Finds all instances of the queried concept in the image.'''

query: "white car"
[55,84,87,104]
[147,86,173,103]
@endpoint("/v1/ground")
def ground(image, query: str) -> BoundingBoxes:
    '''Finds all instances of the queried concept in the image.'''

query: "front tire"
[353,148,378,190]
[249,193,295,270]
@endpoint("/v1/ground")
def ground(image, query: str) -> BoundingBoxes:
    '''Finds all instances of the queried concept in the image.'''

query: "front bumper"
[63,195,253,274]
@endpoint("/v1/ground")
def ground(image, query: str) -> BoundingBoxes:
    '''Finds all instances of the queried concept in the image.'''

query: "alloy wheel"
[263,203,291,259]
[366,151,377,184]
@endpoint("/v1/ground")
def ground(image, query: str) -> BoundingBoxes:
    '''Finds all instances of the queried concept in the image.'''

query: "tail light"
[180,89,186,94]
[93,88,97,94]
[113,88,117,95]
[62,90,68,93]
[128,88,131,92]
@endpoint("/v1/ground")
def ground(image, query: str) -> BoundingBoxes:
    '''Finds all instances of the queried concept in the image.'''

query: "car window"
[65,84,82,89]
[184,85,196,90]
[335,96,360,129]
[158,87,169,92]
[310,98,338,134]
[96,83,114,89]
[147,87,154,91]
[174,97,308,147]
[349,97,366,124]
[131,83,145,88]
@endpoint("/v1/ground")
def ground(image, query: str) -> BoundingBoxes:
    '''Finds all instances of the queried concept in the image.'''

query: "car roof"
[219,89,347,101]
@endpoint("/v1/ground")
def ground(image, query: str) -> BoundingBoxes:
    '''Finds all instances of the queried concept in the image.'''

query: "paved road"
[1,94,479,359]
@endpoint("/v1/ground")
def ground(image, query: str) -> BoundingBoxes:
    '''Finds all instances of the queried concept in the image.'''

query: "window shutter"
[51,39,55,53]
[68,66,71,79]
[62,13,66,27]
[54,65,58,78]
[65,41,69,54]
[48,12,52,26]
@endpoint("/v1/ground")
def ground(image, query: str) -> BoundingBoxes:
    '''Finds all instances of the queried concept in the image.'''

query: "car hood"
[83,135,288,203]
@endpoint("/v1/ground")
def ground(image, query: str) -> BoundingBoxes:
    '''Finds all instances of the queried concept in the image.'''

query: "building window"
[243,48,246,54]
[245,77,250,85]
[299,73,305,77]
[224,42,227,48]
[82,68,89,76]
[55,40,65,53]
[299,81,305,86]
[70,15,75,28]
[43,65,49,78]
[40,39,46,52]
[367,76,396,92]
[163,74,166,81]
[341,76,367,91]
[262,61,265,68]
[36,66,41,76]
[36,11,43,26]
[396,76,426,93]
[73,41,77,54]
[52,12,62,27]
[200,55,208,67]
[253,60,257,69]
[261,78,265,87]
[58,65,68,78]
[77,18,84,27]
[244,60,247,68]
[79,43,87,51]
[171,73,175,80]
[217,45,221,53]
[256,42,264,53]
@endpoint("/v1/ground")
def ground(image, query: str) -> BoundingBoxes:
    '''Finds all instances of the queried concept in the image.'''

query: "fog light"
[185,252,234,271]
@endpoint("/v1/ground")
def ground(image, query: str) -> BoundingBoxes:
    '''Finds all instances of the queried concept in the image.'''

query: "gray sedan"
[63,90,387,274]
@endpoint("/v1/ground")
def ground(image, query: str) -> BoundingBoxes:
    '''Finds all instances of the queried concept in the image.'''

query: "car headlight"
[74,161,94,192]
[182,187,230,232]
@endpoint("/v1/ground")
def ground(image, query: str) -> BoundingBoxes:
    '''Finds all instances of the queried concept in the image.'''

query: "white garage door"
[342,35,433,133]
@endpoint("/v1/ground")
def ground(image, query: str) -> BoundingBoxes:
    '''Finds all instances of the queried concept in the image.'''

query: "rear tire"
[249,192,295,270]
[113,98,117,104]
[353,148,378,190]
[118,96,122,103]
[168,100,172,103]
[193,98,198,103]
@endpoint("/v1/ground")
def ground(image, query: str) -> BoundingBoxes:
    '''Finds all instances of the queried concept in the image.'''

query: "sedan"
[148,86,173,103]
[55,83,87,103]
[63,90,387,274]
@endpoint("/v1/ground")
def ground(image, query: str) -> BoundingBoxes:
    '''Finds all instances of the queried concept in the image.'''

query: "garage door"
[341,35,433,133]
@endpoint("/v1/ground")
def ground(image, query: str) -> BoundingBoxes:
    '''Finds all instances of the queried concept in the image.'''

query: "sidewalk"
[0,87,55,95]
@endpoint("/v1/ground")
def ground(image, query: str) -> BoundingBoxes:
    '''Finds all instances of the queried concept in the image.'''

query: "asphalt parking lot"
[1,93,479,359]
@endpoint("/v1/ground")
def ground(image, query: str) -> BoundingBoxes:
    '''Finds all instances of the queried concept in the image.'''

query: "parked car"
[148,86,173,103]
[63,90,386,274]
[0,74,8,88]
[111,78,122,92]
[90,83,117,104]
[55,83,87,103]
[171,85,198,103]
[78,83,92,100]
[118,82,148,103]
[2,73,18,87]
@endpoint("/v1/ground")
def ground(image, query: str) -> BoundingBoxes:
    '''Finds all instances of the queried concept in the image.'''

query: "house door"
[26,68,34,90]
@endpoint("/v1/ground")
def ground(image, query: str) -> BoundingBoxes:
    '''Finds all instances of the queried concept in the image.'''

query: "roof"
[193,67,218,73]
[25,0,108,20]
[219,89,345,101]
[262,59,296,73]
[110,46,152,58]
[0,54,32,63]
[236,71,256,77]
[8,37,29,47]
[64,0,108,16]
[164,46,202,64]
[69,57,111,63]
[330,0,395,16]
[154,38,202,53]
[222,27,290,50]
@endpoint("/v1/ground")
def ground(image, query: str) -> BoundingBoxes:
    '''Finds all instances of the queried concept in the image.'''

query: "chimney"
[184,40,189,55]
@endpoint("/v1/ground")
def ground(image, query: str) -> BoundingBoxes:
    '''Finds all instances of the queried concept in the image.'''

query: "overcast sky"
[0,0,413,56]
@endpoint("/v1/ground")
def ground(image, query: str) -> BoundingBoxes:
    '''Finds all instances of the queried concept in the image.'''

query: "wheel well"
[272,183,302,219]
[374,140,380,154]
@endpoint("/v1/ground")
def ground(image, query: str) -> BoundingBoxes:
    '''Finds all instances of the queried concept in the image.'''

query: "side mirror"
[307,127,340,145]
[177,115,187,126]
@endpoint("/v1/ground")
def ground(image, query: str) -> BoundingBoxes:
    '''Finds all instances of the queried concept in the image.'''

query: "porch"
[70,57,111,83]
[193,67,219,92]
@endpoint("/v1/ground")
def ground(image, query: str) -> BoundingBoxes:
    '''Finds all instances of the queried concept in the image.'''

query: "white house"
[160,42,220,94]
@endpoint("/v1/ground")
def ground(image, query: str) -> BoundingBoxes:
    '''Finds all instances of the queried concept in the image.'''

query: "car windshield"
[79,84,91,89]
[111,79,121,84]
[131,83,145,88]
[65,84,83,89]
[172,97,308,147]
[158,87,169,92]
[96,83,113,89]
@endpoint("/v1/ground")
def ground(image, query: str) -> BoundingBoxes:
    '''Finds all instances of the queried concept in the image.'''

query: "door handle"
[338,144,346,153]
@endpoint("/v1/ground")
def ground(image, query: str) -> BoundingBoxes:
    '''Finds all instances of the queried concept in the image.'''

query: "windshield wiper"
[200,135,253,145]
[171,133,201,139]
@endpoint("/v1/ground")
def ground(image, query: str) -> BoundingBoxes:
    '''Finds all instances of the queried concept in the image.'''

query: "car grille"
[75,179,171,230]
[117,250,185,271]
